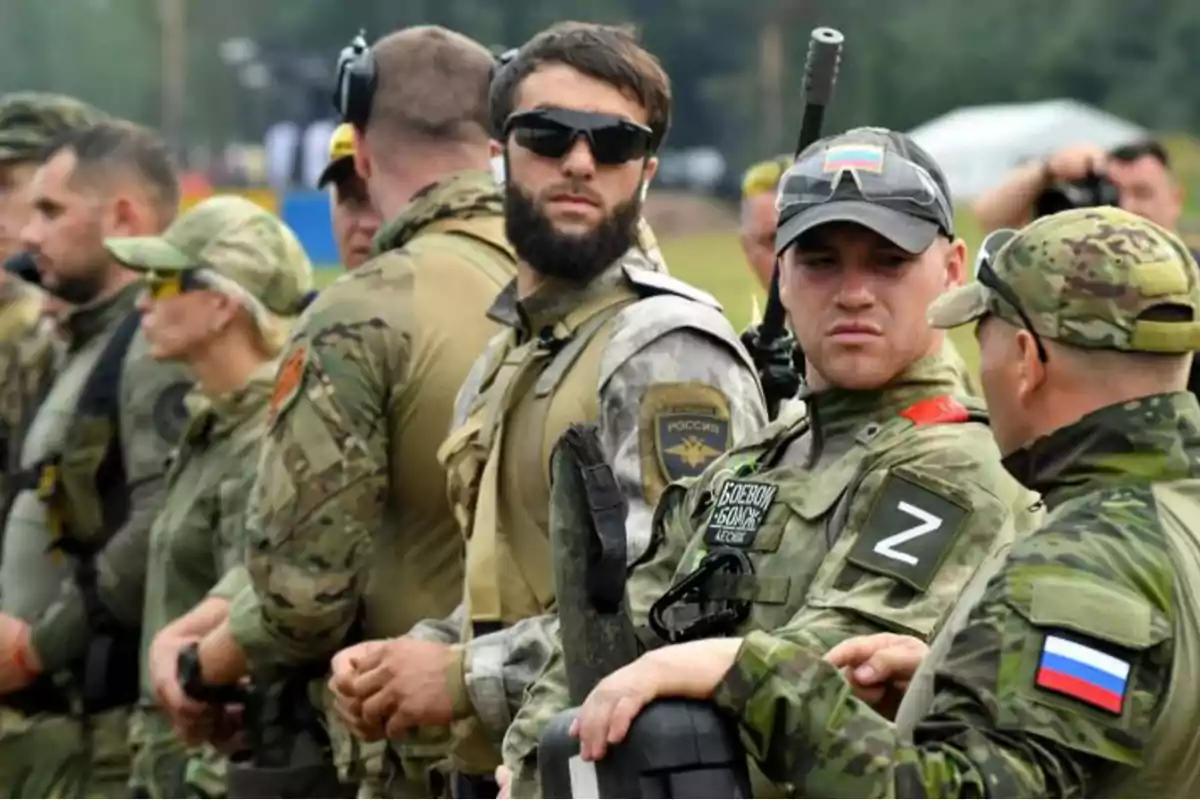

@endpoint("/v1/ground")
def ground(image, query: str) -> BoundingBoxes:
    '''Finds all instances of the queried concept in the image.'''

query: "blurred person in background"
[317,122,381,271]
[0,93,106,525]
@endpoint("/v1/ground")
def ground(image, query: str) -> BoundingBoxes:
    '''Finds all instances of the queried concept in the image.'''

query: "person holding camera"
[972,140,1185,234]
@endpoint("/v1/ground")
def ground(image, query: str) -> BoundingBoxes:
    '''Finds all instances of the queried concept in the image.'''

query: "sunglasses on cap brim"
[503,107,653,166]
[975,228,1048,363]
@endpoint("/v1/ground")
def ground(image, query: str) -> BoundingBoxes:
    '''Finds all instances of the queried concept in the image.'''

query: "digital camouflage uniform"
[406,218,767,793]
[98,196,316,798]
[224,170,518,797]
[0,93,107,536]
[711,207,1200,798]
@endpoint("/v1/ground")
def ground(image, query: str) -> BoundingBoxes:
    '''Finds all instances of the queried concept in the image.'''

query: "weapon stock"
[746,27,845,419]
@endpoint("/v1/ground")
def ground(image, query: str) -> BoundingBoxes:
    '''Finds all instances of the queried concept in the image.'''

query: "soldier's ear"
[352,126,371,182]
[944,238,967,289]
[1013,329,1047,404]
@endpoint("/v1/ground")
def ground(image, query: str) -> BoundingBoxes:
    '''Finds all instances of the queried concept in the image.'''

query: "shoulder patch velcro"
[1035,633,1130,715]
[268,344,308,426]
[153,381,192,444]
[846,472,970,593]
[899,395,970,426]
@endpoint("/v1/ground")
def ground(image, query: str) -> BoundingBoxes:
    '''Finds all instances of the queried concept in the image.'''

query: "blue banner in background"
[280,192,340,266]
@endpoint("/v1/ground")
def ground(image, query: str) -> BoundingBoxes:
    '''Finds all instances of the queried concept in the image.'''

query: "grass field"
[314,210,995,381]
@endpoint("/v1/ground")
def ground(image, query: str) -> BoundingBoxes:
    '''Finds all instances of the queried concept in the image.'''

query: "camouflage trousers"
[128,707,227,798]
[0,704,132,798]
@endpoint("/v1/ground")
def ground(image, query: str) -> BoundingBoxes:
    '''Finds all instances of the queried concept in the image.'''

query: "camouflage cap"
[103,195,315,317]
[929,206,1200,353]
[0,92,107,163]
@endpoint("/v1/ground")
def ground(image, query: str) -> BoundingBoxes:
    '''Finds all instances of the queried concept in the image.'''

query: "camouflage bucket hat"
[103,195,315,319]
[929,206,1200,354]
[0,92,107,163]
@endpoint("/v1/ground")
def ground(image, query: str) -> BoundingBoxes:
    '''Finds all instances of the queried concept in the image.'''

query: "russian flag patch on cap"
[822,144,885,174]
[1035,634,1130,714]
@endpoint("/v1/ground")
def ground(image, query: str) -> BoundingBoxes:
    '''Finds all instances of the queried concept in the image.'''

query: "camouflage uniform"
[225,170,518,797]
[405,206,766,794]
[711,207,1200,797]
[98,196,315,799]
[0,93,107,534]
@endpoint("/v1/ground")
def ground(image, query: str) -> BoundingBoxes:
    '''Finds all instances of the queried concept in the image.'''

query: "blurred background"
[6,0,1200,335]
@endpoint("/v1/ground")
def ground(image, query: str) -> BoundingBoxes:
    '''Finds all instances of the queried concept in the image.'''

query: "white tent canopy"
[908,99,1149,203]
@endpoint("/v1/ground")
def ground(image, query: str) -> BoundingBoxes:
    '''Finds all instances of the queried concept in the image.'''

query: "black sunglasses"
[503,107,653,166]
[975,229,1048,362]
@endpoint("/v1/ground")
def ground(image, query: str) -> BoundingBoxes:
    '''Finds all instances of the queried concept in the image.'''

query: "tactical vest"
[0,291,45,485]
[653,395,994,643]
[8,309,142,715]
[436,266,734,772]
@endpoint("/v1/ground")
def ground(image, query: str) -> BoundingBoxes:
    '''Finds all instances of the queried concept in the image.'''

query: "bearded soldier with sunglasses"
[506,127,1042,797]
[324,21,766,798]
[577,206,1200,798]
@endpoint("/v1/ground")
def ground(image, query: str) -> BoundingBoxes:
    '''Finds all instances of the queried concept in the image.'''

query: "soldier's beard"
[46,271,106,305]
[505,181,641,286]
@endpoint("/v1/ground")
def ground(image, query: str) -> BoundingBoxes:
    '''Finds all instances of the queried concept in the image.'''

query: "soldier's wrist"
[444,644,473,720]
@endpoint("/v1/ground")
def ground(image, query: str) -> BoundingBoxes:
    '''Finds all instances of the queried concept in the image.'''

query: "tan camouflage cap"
[929,206,1200,353]
[103,195,315,317]
[0,92,107,163]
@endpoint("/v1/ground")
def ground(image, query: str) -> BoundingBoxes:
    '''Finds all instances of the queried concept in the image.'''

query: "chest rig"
[647,395,985,645]
[438,283,640,641]
[8,310,143,715]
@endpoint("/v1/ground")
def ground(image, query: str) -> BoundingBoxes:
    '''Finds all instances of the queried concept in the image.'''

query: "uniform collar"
[63,280,141,349]
[1002,391,1200,509]
[181,359,279,442]
[487,257,630,342]
[370,169,503,256]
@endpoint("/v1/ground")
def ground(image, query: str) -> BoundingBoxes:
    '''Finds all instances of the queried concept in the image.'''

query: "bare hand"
[570,638,741,762]
[328,640,389,740]
[1045,143,1109,183]
[495,764,512,799]
[148,630,215,741]
[0,613,37,693]
[825,633,927,719]
[343,638,458,740]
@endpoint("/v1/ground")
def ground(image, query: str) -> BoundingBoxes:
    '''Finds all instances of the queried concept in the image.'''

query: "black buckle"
[648,548,754,644]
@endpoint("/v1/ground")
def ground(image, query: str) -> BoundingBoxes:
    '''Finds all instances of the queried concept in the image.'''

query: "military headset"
[332,29,520,135]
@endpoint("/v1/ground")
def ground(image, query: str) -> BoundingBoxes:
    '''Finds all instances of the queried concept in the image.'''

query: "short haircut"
[368,26,495,146]
[43,120,179,225]
[490,21,672,152]
[1110,139,1170,169]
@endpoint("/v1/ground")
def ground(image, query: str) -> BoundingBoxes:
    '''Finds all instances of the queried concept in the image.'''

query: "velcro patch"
[656,411,730,482]
[703,479,779,548]
[268,344,308,426]
[1035,634,1130,715]
[846,472,969,593]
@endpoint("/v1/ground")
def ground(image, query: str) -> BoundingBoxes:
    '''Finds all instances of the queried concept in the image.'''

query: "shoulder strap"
[77,310,141,423]
[621,264,722,309]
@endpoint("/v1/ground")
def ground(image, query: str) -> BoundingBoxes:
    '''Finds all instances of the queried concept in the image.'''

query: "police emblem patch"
[704,479,778,548]
[655,411,730,483]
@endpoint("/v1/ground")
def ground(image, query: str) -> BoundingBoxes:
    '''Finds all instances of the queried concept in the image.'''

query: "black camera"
[1034,169,1121,218]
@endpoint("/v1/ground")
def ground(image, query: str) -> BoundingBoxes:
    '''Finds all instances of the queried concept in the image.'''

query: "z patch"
[1035,634,1130,715]
[703,479,778,549]
[268,344,308,425]
[846,472,969,593]
[655,411,730,483]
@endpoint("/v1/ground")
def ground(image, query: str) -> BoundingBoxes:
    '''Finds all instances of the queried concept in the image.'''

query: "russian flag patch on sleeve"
[1035,634,1131,714]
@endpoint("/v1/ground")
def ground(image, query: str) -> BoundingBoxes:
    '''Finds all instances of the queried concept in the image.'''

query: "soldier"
[169,25,520,798]
[500,128,1043,797]
[572,205,1200,798]
[107,195,314,798]
[0,93,107,525]
[318,122,381,271]
[326,21,767,798]
[0,120,192,797]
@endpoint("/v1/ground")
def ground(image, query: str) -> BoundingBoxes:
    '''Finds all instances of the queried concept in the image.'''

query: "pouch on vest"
[15,310,143,715]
